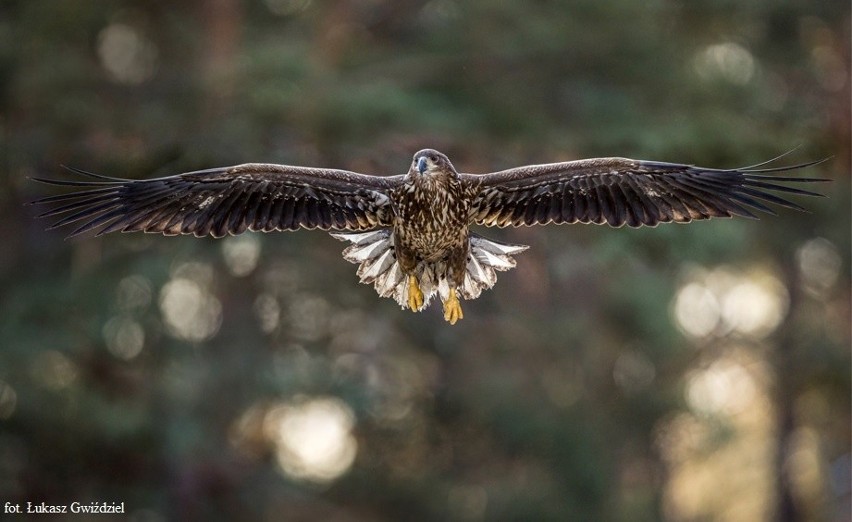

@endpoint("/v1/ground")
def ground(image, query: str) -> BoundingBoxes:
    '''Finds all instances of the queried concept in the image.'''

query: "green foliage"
[0,0,849,520]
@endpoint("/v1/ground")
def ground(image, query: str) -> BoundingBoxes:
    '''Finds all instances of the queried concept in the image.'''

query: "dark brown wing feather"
[463,156,829,228]
[31,164,405,238]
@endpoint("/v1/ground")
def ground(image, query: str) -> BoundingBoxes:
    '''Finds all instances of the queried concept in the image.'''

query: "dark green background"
[1,1,849,520]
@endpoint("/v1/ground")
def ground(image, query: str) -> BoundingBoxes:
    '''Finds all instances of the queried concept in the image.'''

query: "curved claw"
[407,275,424,311]
[442,288,464,325]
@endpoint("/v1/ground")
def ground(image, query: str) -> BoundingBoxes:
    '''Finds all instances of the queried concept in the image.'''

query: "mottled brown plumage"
[31,149,828,324]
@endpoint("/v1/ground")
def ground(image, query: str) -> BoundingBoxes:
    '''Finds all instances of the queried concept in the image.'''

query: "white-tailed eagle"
[31,150,828,324]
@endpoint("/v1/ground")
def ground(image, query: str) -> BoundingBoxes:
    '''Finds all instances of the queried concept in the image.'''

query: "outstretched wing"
[31,164,406,238]
[463,156,829,228]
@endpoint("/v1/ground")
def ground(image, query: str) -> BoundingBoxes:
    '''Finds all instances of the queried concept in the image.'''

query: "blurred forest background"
[1,1,850,521]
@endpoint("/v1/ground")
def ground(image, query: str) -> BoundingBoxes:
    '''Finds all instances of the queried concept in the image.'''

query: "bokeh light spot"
[263,396,357,483]
[797,237,841,298]
[170,261,215,287]
[720,277,788,338]
[673,281,720,338]
[693,42,755,85]
[613,351,656,394]
[686,359,757,416]
[254,293,281,333]
[221,235,262,277]
[811,45,847,92]
[115,274,153,312]
[0,380,17,419]
[30,351,78,390]
[673,266,789,340]
[97,23,158,84]
[287,294,331,341]
[102,316,145,360]
[786,427,829,506]
[159,278,222,342]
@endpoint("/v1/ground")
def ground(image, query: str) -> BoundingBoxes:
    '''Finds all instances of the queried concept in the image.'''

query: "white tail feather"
[331,230,528,309]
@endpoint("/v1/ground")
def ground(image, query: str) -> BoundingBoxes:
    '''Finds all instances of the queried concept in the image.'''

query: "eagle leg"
[407,275,424,311]
[442,288,463,325]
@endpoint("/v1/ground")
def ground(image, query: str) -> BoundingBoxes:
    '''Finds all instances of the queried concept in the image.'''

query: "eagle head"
[412,149,457,179]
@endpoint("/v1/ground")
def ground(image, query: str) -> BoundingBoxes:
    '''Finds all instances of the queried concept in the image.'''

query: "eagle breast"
[392,152,472,261]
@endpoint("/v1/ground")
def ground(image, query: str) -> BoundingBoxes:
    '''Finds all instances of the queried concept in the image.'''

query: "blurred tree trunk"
[773,261,802,522]
[200,0,242,117]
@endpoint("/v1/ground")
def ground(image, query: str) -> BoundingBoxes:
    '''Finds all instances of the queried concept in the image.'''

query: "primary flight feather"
[31,149,828,324]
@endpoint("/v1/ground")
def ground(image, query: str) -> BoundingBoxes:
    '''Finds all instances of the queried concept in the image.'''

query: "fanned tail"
[461,233,529,300]
[331,230,528,310]
[330,230,405,302]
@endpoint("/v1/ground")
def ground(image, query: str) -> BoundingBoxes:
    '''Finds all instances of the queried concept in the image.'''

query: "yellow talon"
[442,288,464,325]
[407,275,424,311]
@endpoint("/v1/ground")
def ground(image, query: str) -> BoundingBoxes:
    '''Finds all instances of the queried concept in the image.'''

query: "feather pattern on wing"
[30,164,405,238]
[464,157,829,228]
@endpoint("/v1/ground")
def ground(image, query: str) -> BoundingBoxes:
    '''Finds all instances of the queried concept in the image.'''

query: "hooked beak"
[417,157,427,175]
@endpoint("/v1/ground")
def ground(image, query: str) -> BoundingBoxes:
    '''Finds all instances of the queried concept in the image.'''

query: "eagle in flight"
[32,149,826,324]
